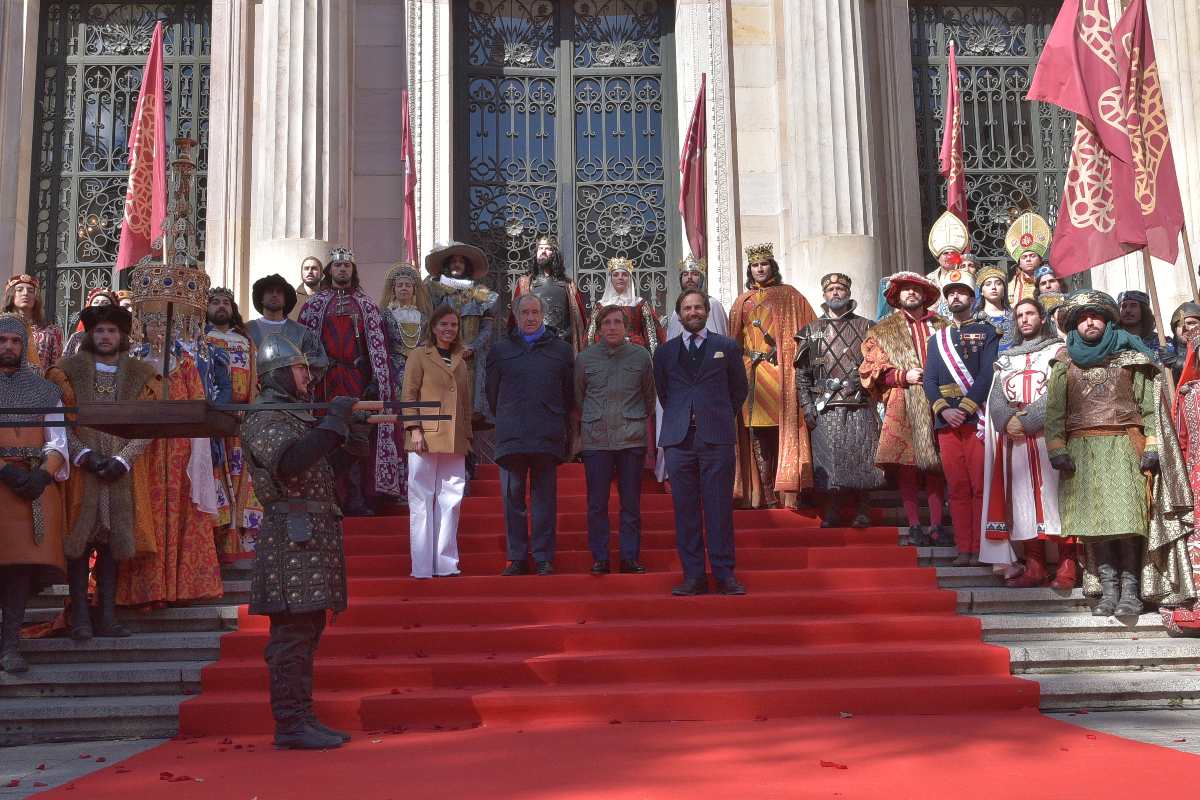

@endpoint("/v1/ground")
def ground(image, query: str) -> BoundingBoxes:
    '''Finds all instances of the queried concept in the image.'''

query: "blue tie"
[689,334,700,355]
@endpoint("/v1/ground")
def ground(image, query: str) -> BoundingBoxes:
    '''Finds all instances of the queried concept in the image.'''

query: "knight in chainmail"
[45,305,158,641]
[240,335,353,750]
[0,312,68,674]
[794,273,883,528]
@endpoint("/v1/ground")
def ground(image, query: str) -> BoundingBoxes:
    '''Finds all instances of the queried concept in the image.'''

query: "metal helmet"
[256,335,308,375]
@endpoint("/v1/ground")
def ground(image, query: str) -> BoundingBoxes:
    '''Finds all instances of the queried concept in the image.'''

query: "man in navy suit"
[654,289,750,595]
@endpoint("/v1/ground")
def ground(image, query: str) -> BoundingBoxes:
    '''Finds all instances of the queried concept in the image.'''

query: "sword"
[0,400,450,429]
[744,320,779,507]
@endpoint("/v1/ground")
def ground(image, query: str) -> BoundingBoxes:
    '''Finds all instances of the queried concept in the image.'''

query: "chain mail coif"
[0,312,61,421]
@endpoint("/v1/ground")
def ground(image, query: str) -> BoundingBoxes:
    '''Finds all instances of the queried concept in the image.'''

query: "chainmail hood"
[0,312,61,421]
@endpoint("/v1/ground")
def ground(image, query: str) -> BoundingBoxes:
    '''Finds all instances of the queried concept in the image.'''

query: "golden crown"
[535,234,561,251]
[745,243,774,263]
[678,254,707,273]
[607,256,635,273]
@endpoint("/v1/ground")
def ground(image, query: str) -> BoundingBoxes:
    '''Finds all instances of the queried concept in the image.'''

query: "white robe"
[979,343,1062,567]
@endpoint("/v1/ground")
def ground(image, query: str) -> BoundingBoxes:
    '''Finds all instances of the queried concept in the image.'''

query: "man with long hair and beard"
[3,274,62,375]
[45,305,159,640]
[728,243,816,509]
[511,235,588,354]
[205,288,262,562]
[298,247,402,514]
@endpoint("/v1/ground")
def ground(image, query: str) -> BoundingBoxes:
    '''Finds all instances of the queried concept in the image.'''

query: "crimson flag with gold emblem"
[1026,0,1146,277]
[115,21,166,271]
[939,40,967,224]
[1114,0,1184,265]
[678,73,707,261]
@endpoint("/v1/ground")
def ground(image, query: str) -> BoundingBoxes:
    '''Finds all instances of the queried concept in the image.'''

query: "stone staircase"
[0,564,248,746]
[918,545,1200,712]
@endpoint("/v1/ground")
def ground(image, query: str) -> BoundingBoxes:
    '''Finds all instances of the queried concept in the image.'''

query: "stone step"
[956,586,1093,614]
[1001,638,1200,674]
[21,604,240,633]
[934,565,1004,588]
[1031,670,1200,711]
[27,579,250,609]
[976,612,1168,642]
[0,660,204,698]
[0,694,188,746]
[16,631,224,665]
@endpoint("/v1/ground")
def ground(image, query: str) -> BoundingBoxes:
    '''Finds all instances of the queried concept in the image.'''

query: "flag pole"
[1141,249,1176,395]
[1182,225,1199,301]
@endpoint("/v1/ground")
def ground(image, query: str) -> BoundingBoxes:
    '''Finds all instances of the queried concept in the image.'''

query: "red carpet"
[33,714,1200,799]
[177,462,1036,734]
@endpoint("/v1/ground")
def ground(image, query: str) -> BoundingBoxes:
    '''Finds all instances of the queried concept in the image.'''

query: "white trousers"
[407,452,466,578]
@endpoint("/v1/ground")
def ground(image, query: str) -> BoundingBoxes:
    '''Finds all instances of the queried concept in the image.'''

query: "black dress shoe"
[590,560,610,575]
[671,576,708,596]
[536,560,554,576]
[715,576,747,595]
[907,525,932,547]
[619,559,647,574]
[501,560,529,576]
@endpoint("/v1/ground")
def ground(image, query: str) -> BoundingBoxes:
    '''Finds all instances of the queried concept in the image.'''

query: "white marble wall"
[0,1,38,279]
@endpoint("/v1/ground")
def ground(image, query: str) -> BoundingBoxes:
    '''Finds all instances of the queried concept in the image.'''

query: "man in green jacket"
[575,304,656,574]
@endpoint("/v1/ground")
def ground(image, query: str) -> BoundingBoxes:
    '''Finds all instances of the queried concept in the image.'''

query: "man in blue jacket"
[486,293,575,576]
[654,289,750,596]
[923,270,998,566]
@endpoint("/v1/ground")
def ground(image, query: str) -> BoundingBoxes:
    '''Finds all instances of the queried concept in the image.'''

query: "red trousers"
[897,467,944,529]
[937,424,985,553]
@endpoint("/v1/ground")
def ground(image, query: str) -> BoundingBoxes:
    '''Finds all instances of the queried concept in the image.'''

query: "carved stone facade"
[1,0,1199,318]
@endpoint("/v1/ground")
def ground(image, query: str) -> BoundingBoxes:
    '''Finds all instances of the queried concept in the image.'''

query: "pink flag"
[1025,0,1146,277]
[115,21,166,271]
[939,41,967,224]
[1115,0,1184,265]
[678,74,707,261]
[401,90,419,267]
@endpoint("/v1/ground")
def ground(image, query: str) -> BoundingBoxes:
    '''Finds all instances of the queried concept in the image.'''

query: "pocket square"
[713,351,725,359]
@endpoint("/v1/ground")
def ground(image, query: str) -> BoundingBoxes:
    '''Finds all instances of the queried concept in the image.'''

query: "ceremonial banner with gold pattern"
[939,41,967,225]
[1115,0,1184,266]
[115,21,166,271]
[679,73,707,261]
[1026,0,1146,277]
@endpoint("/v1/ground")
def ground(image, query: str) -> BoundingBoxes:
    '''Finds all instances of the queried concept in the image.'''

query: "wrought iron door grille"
[911,1,1073,272]
[27,2,211,328]
[455,0,679,313]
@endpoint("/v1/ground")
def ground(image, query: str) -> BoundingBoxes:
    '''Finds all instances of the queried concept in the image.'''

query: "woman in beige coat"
[402,305,473,578]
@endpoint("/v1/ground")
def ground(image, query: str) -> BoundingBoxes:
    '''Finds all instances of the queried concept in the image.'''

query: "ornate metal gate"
[455,0,679,311]
[27,2,211,326]
[911,1,1073,269]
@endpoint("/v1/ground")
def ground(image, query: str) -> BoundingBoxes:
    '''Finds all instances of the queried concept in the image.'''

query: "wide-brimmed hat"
[1058,290,1119,332]
[884,271,940,310]
[80,304,133,335]
[424,241,488,280]
[252,273,298,316]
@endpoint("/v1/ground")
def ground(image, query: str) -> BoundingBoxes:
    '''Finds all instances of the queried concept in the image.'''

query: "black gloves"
[13,468,52,501]
[1049,453,1076,473]
[1140,450,1161,475]
[0,463,28,490]
[316,395,356,440]
[803,405,817,430]
[78,451,105,473]
[96,457,130,482]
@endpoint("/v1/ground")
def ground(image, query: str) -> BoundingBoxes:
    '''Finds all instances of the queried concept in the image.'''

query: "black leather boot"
[1089,540,1120,616]
[66,556,94,641]
[1,567,32,673]
[1114,537,1144,617]
[93,548,130,637]
[300,621,350,743]
[268,613,342,750]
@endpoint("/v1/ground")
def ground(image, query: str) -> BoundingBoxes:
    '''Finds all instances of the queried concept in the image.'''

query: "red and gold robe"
[117,352,223,606]
[729,283,816,507]
[204,327,261,561]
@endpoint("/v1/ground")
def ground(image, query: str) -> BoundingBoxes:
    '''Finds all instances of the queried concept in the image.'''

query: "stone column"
[677,0,742,308]
[0,1,39,277]
[248,0,353,295]
[404,0,452,275]
[205,0,254,304]
[777,0,886,306]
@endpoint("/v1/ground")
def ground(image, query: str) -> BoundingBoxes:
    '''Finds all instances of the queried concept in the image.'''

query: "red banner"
[939,40,967,224]
[1115,0,1184,265]
[115,21,166,271]
[678,73,707,261]
[1026,0,1145,277]
[401,89,418,267]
